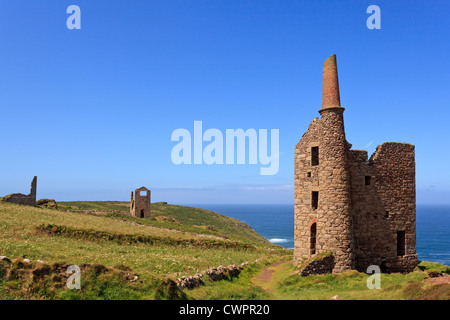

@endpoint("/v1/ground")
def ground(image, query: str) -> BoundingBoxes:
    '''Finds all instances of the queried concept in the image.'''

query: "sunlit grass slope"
[0,201,284,277]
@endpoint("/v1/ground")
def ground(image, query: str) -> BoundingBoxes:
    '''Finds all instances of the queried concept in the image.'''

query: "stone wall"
[2,176,37,207]
[176,261,259,290]
[296,252,335,277]
[294,54,417,274]
[294,55,354,273]
[130,186,151,218]
[354,143,417,273]
[294,110,354,273]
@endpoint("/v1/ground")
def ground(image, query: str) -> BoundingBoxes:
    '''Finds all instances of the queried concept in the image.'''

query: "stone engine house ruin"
[294,55,417,274]
[130,186,151,218]
[2,176,37,207]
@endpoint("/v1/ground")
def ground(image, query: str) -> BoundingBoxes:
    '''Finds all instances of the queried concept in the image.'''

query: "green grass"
[36,223,256,250]
[0,202,283,276]
[276,270,421,300]
[275,260,449,300]
[57,201,131,212]
[0,258,186,300]
[0,201,290,299]
[183,259,450,300]
[415,261,450,274]
[58,201,272,245]
[185,256,284,300]
[1,201,448,300]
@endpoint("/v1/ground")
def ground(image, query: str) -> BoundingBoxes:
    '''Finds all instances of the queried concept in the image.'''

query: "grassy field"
[58,201,270,245]
[0,200,288,299]
[1,200,449,300]
[187,258,450,300]
[0,201,282,275]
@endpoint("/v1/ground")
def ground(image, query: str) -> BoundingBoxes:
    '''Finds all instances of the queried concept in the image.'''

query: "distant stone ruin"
[130,186,151,218]
[2,176,37,207]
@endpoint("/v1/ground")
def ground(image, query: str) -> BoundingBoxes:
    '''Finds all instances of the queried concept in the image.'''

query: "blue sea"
[190,204,450,266]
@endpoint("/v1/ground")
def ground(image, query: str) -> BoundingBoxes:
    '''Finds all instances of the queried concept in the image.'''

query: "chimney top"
[321,54,343,111]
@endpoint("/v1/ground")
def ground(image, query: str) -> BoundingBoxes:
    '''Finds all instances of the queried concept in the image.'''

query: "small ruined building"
[2,176,37,207]
[130,186,151,218]
[294,55,417,274]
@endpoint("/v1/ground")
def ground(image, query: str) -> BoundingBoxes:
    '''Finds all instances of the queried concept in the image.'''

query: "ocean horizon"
[187,204,450,267]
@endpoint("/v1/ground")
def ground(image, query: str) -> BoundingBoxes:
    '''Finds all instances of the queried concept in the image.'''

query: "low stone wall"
[177,259,262,289]
[177,264,243,289]
[296,252,335,277]
[2,193,36,206]
[387,254,418,274]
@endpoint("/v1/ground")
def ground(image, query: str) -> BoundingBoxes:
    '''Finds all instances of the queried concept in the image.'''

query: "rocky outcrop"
[36,199,58,209]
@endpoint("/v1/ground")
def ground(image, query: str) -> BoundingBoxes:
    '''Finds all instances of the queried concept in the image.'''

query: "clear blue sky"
[1,0,449,204]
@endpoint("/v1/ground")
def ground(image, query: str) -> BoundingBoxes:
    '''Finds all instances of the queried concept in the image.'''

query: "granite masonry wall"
[294,55,417,274]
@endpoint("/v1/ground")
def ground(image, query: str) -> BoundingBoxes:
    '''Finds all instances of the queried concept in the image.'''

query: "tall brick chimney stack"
[318,54,354,271]
[321,54,342,110]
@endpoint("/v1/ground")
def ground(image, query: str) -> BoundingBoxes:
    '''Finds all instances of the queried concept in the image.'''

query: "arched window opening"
[310,222,317,255]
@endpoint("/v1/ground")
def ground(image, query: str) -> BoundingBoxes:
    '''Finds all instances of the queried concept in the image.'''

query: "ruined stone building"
[294,55,417,274]
[130,186,151,218]
[2,176,37,207]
